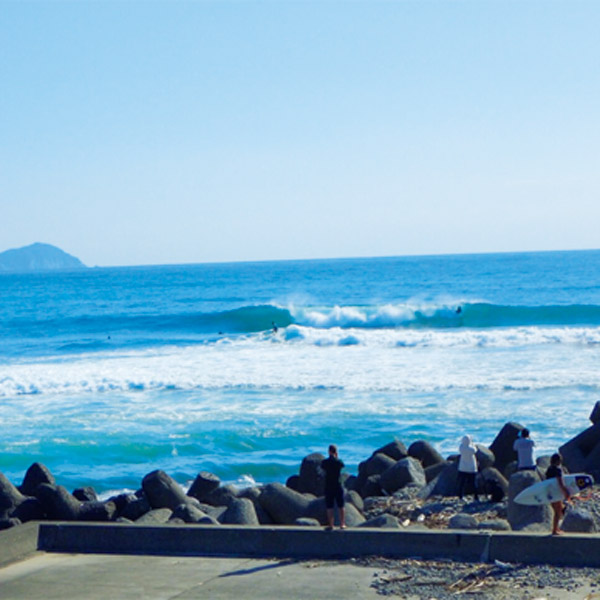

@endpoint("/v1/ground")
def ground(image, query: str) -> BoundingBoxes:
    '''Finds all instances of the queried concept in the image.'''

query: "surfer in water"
[272,321,278,333]
[546,453,570,535]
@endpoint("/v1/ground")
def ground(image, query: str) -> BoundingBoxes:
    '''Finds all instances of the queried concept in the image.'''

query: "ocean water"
[1,250,600,496]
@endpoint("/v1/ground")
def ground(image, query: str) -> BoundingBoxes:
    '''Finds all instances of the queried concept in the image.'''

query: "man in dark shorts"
[321,444,346,529]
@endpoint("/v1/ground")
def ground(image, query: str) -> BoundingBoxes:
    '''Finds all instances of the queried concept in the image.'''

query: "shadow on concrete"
[219,558,298,578]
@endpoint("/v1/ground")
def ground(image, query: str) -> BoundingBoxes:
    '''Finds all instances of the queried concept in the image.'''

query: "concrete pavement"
[0,553,377,600]
[2,522,600,599]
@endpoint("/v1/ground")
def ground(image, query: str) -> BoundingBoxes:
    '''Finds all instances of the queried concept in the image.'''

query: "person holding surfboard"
[546,453,570,535]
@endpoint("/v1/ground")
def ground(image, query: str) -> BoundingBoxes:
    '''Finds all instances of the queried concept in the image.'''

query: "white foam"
[1,325,600,398]
[293,304,416,328]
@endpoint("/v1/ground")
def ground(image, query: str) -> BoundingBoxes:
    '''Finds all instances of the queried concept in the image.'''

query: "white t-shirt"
[513,437,535,468]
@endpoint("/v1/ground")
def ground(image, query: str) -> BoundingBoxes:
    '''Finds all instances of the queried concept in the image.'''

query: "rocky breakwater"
[3,404,600,535]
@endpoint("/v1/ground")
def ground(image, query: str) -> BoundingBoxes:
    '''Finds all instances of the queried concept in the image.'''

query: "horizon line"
[91,246,600,270]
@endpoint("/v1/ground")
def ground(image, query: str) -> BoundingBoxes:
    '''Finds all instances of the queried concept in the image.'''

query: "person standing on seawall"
[321,444,346,530]
[546,453,570,535]
[457,435,479,502]
[513,428,536,471]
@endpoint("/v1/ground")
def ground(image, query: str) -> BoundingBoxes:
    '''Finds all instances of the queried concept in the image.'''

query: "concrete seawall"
[3,522,600,569]
[33,522,600,567]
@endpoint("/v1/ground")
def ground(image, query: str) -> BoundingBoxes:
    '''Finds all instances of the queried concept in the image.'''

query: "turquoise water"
[1,250,600,494]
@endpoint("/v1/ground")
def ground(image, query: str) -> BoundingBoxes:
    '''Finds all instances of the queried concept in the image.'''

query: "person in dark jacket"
[321,444,346,529]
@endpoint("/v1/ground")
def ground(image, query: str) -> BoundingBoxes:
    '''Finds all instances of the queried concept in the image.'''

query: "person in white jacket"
[458,435,479,501]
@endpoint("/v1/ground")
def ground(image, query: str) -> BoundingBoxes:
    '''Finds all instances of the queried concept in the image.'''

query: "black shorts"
[325,487,344,509]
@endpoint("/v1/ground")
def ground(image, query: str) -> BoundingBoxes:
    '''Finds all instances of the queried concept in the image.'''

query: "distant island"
[0,243,87,272]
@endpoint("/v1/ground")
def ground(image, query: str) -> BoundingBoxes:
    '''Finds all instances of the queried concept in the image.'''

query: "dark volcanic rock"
[408,440,444,468]
[475,444,495,470]
[78,501,117,522]
[480,467,508,501]
[504,460,518,480]
[107,492,135,514]
[343,474,358,491]
[360,453,397,479]
[286,474,300,491]
[424,461,450,483]
[20,463,55,497]
[73,487,98,502]
[36,484,81,520]
[205,505,228,521]
[305,497,365,527]
[590,401,600,425]
[562,507,597,533]
[198,514,221,525]
[560,423,600,473]
[489,422,524,473]
[380,457,426,494]
[10,497,45,523]
[258,483,311,525]
[373,440,408,461]
[221,497,259,525]
[170,503,208,524]
[0,472,25,514]
[345,490,364,513]
[429,462,459,497]
[142,470,189,511]
[449,513,478,530]
[507,470,551,531]
[237,487,273,524]
[359,514,401,529]
[135,508,172,524]
[297,453,326,496]
[120,495,151,521]
[187,471,221,503]
[361,474,382,498]
[203,484,238,507]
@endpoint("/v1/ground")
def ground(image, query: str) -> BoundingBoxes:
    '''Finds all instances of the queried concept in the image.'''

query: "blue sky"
[1,1,599,266]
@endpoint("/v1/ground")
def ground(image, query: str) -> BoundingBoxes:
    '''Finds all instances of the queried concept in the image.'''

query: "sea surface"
[1,250,600,496]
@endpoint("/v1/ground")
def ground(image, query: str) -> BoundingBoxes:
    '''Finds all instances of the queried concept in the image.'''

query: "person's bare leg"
[326,508,334,529]
[551,502,563,535]
[339,507,346,529]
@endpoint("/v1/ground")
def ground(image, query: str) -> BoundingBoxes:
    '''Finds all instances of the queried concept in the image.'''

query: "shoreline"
[3,409,600,538]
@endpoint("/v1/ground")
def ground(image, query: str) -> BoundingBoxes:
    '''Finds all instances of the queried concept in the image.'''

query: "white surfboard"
[514,473,594,506]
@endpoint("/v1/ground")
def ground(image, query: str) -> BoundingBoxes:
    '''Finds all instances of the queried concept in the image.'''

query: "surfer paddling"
[546,453,570,535]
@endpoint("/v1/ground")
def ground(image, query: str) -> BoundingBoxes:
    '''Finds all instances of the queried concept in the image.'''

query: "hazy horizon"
[3,240,600,271]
